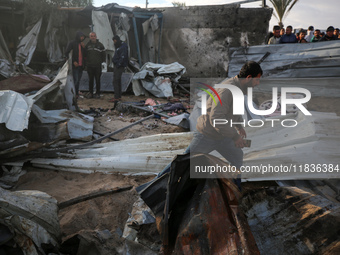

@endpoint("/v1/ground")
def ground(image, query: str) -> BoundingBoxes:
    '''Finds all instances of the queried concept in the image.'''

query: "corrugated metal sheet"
[228,41,340,97]
[0,90,33,131]
[201,111,340,181]
[30,132,192,174]
[241,111,340,180]
[0,187,61,249]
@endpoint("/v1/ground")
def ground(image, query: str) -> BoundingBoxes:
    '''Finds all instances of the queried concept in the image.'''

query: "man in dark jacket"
[320,26,339,41]
[111,35,128,102]
[279,25,298,43]
[85,32,105,98]
[65,31,86,98]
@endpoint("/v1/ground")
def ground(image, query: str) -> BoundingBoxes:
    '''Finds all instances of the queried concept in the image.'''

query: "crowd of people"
[266,25,340,44]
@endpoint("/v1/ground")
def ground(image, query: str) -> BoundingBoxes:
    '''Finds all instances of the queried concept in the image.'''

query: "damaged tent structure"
[0,1,340,255]
[0,2,167,96]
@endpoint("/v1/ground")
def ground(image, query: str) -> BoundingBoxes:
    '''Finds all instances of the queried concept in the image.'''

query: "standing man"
[304,26,314,42]
[110,35,128,102]
[268,25,281,44]
[320,26,339,41]
[85,32,106,98]
[311,29,322,42]
[335,28,340,39]
[190,61,263,189]
[298,30,308,43]
[65,31,86,98]
[279,25,298,43]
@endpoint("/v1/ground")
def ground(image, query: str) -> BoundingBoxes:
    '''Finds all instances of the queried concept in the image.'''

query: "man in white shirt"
[305,26,314,42]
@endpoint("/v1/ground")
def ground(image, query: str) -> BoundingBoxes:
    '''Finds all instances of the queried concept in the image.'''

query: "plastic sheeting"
[142,14,159,63]
[142,62,186,75]
[15,18,42,66]
[92,11,114,51]
[44,11,66,63]
[133,62,186,98]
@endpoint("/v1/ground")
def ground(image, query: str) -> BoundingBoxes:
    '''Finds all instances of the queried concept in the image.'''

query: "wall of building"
[161,4,272,78]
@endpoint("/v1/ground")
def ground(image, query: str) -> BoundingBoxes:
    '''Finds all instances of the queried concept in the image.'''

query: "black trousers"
[87,66,102,95]
[113,66,124,99]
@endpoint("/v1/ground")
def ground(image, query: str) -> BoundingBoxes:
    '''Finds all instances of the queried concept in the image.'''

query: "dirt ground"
[12,91,340,253]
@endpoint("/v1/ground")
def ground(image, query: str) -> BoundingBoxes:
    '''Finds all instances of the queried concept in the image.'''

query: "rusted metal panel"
[140,153,259,254]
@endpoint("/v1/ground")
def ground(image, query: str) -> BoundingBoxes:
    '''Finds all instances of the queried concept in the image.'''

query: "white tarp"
[142,62,186,75]
[142,14,159,63]
[15,18,42,66]
[92,11,114,51]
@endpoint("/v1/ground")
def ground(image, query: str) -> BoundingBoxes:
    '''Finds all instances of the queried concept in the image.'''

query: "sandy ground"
[12,91,340,252]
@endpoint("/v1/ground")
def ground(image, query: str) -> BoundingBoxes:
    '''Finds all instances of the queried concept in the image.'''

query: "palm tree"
[269,0,300,28]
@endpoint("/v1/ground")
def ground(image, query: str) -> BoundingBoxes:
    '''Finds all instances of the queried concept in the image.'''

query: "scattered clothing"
[162,102,187,113]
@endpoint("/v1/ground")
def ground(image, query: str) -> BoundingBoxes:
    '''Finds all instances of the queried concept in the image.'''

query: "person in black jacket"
[110,35,128,102]
[65,31,86,98]
[85,32,105,98]
[320,26,339,41]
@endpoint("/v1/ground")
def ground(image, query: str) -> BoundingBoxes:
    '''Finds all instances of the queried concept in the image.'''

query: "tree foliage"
[172,2,186,7]
[269,0,299,28]
[23,0,93,27]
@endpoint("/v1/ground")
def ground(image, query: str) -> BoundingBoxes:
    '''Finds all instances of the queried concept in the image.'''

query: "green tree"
[269,0,299,28]
[172,2,186,7]
[55,0,93,7]
[23,0,93,27]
